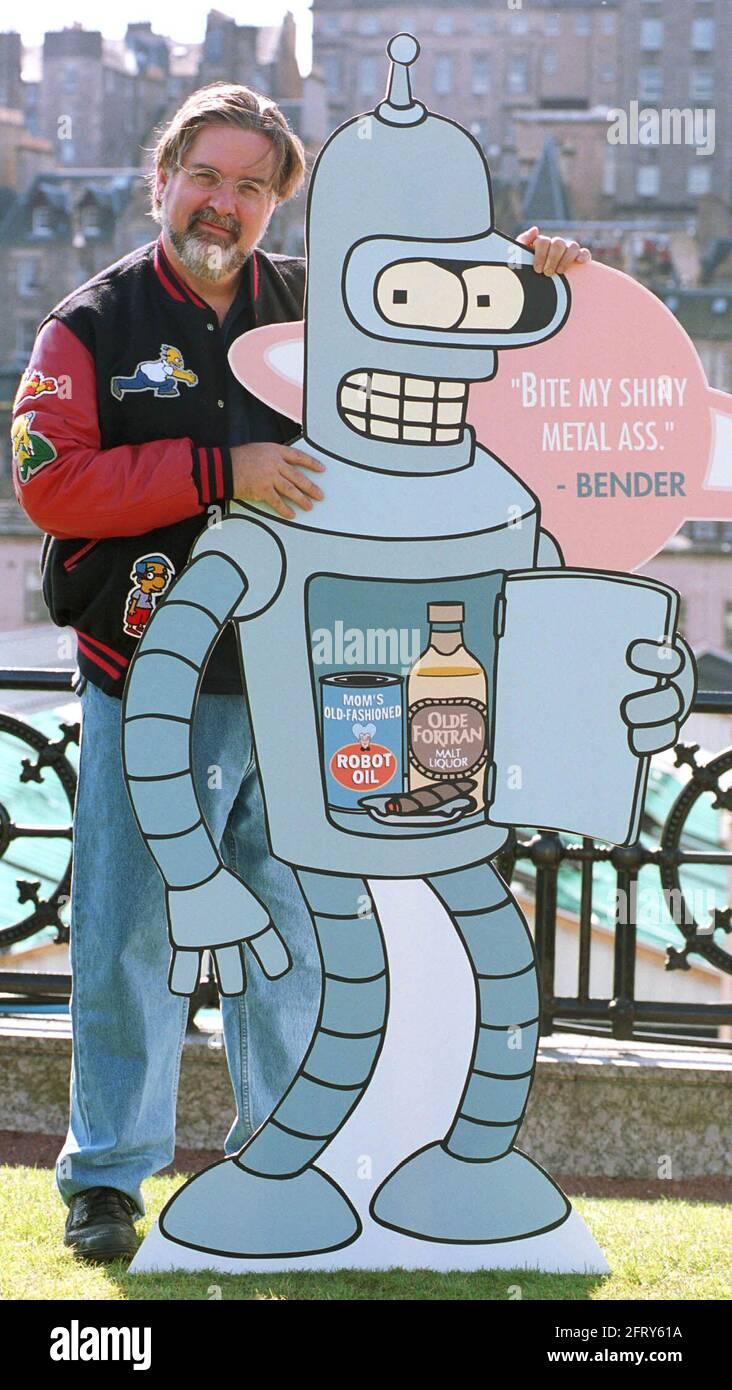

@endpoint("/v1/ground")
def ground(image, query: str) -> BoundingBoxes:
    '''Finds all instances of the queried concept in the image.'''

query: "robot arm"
[122,542,290,997]
[532,527,695,752]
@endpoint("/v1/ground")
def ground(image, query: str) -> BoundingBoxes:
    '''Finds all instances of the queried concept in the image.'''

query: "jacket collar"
[153,235,260,316]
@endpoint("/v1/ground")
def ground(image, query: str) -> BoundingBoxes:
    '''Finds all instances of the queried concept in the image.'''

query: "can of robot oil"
[320,672,404,812]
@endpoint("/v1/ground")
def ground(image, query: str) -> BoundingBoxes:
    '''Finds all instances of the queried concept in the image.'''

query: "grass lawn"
[3,1167,731,1301]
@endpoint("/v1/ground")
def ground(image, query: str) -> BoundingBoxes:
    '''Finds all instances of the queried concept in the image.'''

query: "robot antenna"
[377,32,425,127]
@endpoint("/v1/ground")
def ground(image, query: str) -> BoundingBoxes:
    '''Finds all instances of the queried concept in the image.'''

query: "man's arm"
[12,317,232,539]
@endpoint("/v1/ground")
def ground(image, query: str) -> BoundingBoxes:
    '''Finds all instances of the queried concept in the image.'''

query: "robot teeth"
[339,372,467,445]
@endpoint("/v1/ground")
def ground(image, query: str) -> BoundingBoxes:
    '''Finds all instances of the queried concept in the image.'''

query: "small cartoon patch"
[14,369,60,408]
[12,412,57,483]
[123,553,175,638]
[111,345,198,400]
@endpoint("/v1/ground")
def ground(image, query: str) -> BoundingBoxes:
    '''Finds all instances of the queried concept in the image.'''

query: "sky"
[6,2,314,73]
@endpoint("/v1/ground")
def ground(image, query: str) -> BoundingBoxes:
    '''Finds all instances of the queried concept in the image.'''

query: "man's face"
[156,125,279,283]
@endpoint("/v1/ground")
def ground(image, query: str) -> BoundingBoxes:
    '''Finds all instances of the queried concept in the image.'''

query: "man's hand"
[230,442,326,520]
[517,225,592,275]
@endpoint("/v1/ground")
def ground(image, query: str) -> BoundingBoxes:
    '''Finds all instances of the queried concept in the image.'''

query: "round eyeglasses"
[175,163,276,205]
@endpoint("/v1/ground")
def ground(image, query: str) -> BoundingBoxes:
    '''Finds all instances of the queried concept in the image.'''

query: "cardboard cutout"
[122,35,702,1273]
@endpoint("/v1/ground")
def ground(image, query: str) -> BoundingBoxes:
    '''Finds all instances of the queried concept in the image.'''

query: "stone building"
[0,169,152,489]
[312,0,620,152]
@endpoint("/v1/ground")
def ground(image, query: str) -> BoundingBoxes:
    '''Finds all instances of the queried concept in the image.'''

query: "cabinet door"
[486,568,678,845]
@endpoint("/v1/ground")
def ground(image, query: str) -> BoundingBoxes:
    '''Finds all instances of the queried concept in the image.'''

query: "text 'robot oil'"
[121,34,693,1262]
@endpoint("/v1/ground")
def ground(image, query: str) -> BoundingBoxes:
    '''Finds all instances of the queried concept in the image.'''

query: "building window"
[472,55,491,96]
[60,139,76,165]
[16,319,37,354]
[509,14,529,35]
[545,14,561,37]
[31,204,51,236]
[692,18,715,51]
[473,15,494,36]
[324,54,342,94]
[602,146,617,196]
[640,18,664,51]
[321,16,341,35]
[725,601,732,651]
[690,68,714,100]
[636,164,660,197]
[63,64,78,93]
[80,204,101,236]
[16,258,42,296]
[543,50,559,77]
[506,53,530,96]
[434,16,453,36]
[602,14,617,35]
[358,55,378,96]
[24,564,47,623]
[692,519,720,541]
[357,16,380,36]
[687,163,712,195]
[433,54,453,96]
[601,65,616,83]
[575,15,591,37]
[639,66,664,100]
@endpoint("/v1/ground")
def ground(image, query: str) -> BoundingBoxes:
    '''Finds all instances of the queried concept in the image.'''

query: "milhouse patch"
[111,345,199,400]
[123,552,175,638]
[14,369,60,408]
[12,411,57,483]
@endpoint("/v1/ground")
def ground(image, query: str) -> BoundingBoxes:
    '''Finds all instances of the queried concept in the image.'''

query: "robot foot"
[370,1143,570,1244]
[159,1156,361,1258]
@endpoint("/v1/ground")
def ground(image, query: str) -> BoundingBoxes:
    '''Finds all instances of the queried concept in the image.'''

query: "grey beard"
[163,211,250,282]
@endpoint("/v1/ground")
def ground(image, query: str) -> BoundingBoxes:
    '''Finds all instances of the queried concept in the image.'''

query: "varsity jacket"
[11,237,305,695]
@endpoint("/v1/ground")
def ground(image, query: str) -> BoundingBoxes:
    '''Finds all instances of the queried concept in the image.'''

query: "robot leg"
[159,870,388,1258]
[371,860,570,1243]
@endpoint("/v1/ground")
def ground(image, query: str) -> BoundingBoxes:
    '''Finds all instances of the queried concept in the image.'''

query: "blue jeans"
[55,678,321,1217]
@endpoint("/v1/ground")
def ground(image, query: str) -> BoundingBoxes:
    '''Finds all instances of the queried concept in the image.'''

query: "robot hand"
[165,867,292,997]
[622,635,697,756]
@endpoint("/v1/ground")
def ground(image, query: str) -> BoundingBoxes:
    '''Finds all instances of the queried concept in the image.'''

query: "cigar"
[384,779,476,815]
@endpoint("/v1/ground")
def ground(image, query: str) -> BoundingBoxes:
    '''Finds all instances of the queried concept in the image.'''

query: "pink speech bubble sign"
[469,262,732,569]
[228,263,732,570]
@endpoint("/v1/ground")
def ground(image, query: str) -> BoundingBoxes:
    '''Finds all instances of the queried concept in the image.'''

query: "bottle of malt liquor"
[407,602,489,809]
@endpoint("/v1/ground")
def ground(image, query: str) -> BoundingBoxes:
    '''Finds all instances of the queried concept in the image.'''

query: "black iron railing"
[1,671,730,1046]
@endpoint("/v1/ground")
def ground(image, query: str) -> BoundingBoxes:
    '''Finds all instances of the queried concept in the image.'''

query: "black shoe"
[64,1186,140,1263]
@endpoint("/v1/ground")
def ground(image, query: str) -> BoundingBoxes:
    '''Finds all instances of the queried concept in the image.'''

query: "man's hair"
[148,82,306,217]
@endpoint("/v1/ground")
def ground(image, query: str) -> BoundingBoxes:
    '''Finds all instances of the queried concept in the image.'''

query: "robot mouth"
[338,370,467,443]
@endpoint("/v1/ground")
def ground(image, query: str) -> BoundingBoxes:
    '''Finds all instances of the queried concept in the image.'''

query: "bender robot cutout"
[122,36,695,1271]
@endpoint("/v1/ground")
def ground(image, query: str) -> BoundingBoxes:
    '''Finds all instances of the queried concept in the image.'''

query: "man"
[12,80,590,1262]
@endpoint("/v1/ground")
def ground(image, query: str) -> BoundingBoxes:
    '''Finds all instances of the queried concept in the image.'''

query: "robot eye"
[460,266,525,330]
[375,260,465,329]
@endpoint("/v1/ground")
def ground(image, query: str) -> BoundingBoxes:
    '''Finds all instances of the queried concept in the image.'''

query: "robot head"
[303,34,570,475]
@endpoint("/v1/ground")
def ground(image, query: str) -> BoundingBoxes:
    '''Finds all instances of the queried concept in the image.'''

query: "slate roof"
[522,136,572,224]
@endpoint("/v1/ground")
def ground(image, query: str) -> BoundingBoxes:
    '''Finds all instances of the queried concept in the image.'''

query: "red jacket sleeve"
[11,318,232,540]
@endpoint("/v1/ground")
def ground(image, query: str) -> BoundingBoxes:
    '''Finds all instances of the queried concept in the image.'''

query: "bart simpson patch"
[12,411,57,483]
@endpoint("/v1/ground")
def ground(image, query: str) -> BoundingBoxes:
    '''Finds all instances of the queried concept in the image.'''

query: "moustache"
[189,212,241,237]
